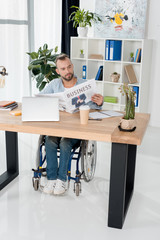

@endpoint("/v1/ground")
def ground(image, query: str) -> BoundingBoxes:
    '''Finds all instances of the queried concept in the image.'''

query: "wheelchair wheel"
[32,177,40,191]
[74,182,81,196]
[35,135,47,177]
[81,140,97,182]
[76,184,80,196]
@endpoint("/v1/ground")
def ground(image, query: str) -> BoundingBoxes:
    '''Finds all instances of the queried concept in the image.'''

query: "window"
[0,0,62,99]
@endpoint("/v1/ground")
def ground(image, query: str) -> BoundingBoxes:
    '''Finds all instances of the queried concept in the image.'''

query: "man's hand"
[91,94,103,106]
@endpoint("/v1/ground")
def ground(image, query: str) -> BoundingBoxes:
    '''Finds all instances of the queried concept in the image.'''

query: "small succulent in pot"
[110,72,120,82]
[80,49,84,58]
[130,52,134,62]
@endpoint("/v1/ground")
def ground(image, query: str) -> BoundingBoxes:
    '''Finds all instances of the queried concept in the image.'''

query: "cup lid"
[79,105,90,110]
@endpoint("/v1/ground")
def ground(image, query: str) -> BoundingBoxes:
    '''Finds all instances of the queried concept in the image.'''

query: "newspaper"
[35,79,96,113]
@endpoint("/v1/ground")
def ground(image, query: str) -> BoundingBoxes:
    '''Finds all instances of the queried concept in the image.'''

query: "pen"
[89,118,102,121]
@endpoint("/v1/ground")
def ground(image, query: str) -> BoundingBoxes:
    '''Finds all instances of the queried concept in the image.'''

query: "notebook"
[22,97,59,121]
[0,100,16,107]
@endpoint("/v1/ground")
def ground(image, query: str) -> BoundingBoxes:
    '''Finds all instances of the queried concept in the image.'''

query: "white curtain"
[34,0,62,51]
[0,0,29,101]
[0,0,62,100]
[0,0,29,173]
[32,0,62,95]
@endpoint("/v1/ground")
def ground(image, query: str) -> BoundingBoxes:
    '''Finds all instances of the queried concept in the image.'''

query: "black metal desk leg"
[0,131,19,190]
[108,143,137,229]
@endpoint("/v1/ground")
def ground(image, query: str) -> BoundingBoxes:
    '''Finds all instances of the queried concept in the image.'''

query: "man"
[41,54,103,195]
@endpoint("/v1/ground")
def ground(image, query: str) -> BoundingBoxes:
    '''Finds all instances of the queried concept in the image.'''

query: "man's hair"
[55,53,70,67]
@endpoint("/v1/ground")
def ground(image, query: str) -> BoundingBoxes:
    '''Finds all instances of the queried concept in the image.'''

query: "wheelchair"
[32,136,97,196]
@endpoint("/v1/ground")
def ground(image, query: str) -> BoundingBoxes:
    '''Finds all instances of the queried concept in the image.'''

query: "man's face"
[56,58,74,82]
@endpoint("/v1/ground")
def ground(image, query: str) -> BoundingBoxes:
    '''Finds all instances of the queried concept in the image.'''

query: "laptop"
[22,97,59,121]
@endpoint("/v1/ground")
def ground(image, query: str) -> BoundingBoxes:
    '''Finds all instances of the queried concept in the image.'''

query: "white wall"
[80,0,160,127]
[147,0,160,127]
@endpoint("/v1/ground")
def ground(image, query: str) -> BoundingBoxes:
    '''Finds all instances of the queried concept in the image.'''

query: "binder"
[95,66,103,80]
[105,40,110,60]
[98,66,103,80]
[132,86,139,107]
[109,40,122,61]
[124,65,138,84]
[82,65,87,79]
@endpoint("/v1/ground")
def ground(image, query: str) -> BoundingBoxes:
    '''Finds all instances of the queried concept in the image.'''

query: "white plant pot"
[110,73,120,82]
[80,53,84,58]
[120,118,136,130]
[77,27,88,37]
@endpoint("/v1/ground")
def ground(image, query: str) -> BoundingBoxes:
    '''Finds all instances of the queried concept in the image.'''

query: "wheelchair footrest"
[32,167,46,173]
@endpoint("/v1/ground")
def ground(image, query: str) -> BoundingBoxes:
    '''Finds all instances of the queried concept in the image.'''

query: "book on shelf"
[104,96,118,103]
[134,49,138,62]
[89,54,103,60]
[95,66,103,81]
[132,86,139,107]
[124,65,138,84]
[134,48,142,62]
[0,101,18,111]
[137,48,142,62]
[109,40,122,61]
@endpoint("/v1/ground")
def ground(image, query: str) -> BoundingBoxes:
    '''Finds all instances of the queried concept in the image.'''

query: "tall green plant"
[119,83,136,120]
[27,44,59,91]
[68,6,102,28]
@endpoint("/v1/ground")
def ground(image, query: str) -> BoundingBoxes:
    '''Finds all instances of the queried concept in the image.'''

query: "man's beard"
[61,73,74,81]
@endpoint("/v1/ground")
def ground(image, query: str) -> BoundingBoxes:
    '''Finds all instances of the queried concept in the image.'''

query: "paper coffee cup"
[79,105,90,124]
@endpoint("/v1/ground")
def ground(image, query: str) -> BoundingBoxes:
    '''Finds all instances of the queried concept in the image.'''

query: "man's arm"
[87,94,104,110]
[91,94,103,106]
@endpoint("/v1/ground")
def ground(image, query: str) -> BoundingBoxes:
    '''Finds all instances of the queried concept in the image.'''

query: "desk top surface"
[0,109,150,145]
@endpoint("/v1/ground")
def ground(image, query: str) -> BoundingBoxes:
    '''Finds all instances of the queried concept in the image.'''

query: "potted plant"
[119,83,136,131]
[27,44,59,91]
[110,72,120,82]
[130,52,134,62]
[68,6,102,37]
[80,49,84,58]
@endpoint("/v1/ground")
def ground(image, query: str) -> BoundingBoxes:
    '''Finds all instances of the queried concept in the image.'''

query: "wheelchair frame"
[32,137,97,196]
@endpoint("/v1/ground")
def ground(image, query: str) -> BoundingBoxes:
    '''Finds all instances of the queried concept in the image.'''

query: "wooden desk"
[0,110,150,229]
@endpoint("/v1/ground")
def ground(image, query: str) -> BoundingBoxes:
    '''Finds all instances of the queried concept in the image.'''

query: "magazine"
[35,79,96,113]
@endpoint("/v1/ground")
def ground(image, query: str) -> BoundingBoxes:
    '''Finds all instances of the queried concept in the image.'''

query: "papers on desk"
[89,110,124,119]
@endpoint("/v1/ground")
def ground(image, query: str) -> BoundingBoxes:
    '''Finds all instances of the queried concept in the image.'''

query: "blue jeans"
[45,136,81,182]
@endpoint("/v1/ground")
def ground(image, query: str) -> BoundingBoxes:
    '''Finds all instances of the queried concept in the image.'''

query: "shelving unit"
[70,37,152,113]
